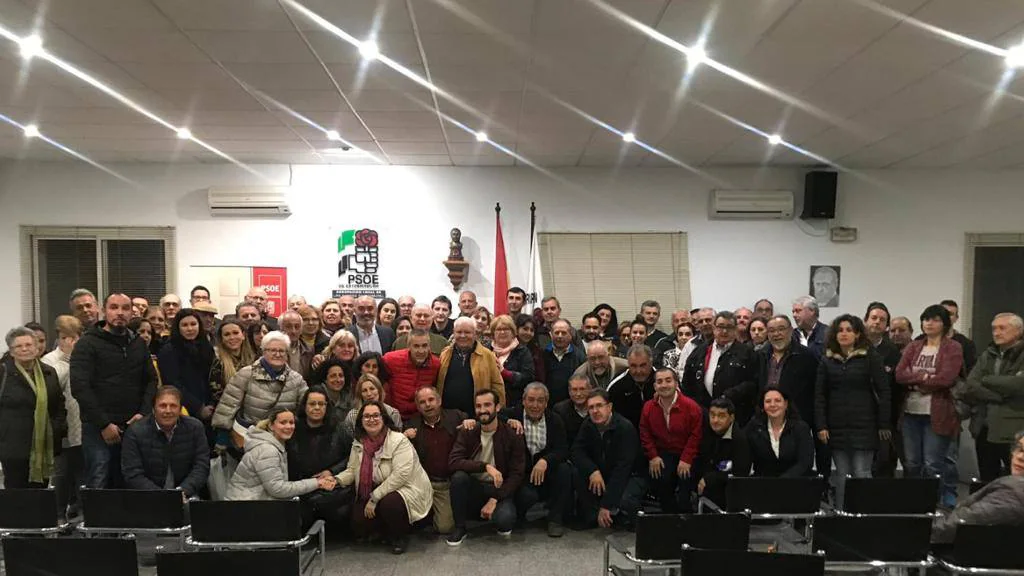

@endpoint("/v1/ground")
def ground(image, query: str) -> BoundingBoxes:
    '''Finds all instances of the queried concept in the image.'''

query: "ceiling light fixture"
[326,130,342,141]
[176,127,192,140]
[622,132,636,143]
[475,131,489,142]
[359,40,380,61]
[767,133,783,146]
[1006,43,1024,68]
[687,45,707,71]
[23,124,39,138]
[18,34,42,59]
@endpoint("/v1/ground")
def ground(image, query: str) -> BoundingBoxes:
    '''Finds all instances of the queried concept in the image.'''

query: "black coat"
[873,337,903,429]
[682,341,759,426]
[0,358,67,460]
[542,344,587,405]
[572,412,640,510]
[745,414,814,478]
[606,371,655,432]
[696,420,751,504]
[758,344,819,424]
[70,322,157,428]
[346,324,396,354]
[503,408,569,467]
[814,348,891,451]
[553,398,588,447]
[120,414,210,497]
[287,418,352,479]
[157,341,214,418]
[497,345,536,409]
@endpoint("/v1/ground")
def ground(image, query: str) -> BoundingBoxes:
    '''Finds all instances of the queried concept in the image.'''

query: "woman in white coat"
[337,400,432,555]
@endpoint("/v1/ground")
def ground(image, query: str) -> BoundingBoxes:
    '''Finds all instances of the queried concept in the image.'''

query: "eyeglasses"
[265,348,288,356]
[587,402,609,411]
[362,413,382,421]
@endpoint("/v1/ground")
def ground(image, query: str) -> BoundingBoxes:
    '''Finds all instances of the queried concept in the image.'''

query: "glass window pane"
[37,239,97,333]
[103,239,166,308]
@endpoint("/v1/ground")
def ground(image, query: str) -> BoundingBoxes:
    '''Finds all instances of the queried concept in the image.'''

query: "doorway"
[966,236,1024,351]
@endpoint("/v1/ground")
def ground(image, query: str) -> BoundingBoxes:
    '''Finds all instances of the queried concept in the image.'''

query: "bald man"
[347,295,395,353]
[244,286,279,330]
[392,304,451,355]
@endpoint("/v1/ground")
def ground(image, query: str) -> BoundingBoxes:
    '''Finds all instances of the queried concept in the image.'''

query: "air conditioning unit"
[208,187,291,217]
[709,190,794,220]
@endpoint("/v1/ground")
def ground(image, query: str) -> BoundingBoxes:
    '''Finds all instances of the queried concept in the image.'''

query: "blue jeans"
[449,471,516,532]
[832,450,873,510]
[941,436,960,509]
[901,414,951,482]
[81,423,124,489]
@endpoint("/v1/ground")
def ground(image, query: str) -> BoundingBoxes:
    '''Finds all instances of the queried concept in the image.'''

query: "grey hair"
[523,381,549,400]
[261,330,291,349]
[995,312,1024,333]
[698,307,716,316]
[160,293,181,305]
[792,295,819,315]
[5,326,36,348]
[279,310,301,322]
[626,343,653,360]
[69,288,96,304]
[453,316,476,332]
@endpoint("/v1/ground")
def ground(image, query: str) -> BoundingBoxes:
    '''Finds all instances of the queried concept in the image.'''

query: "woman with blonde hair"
[311,330,361,373]
[488,314,535,408]
[42,315,84,520]
[343,373,402,434]
[209,320,256,406]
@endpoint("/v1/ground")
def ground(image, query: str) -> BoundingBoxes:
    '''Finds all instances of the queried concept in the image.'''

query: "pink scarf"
[357,433,386,501]
[492,337,520,367]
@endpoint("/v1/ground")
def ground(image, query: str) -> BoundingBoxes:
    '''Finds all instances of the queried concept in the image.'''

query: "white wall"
[1,161,1022,343]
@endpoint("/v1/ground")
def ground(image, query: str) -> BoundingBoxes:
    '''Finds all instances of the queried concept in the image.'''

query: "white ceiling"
[1,0,1024,168]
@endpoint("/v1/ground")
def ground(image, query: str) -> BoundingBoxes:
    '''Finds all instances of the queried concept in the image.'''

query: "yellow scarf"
[15,361,53,484]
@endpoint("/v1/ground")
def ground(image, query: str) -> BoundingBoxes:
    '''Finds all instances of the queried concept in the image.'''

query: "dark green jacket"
[963,341,1024,443]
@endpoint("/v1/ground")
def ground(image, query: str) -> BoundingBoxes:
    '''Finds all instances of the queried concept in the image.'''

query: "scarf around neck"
[493,338,520,367]
[358,432,387,501]
[15,361,53,483]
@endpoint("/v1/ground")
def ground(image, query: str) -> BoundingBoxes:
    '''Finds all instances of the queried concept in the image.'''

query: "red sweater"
[639,393,704,464]
[383,349,441,419]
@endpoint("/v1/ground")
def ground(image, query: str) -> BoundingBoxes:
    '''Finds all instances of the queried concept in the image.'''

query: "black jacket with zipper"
[70,322,157,429]
[0,357,67,460]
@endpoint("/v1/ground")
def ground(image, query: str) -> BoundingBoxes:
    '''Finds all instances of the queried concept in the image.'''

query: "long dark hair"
[353,351,391,384]
[825,314,871,356]
[353,400,398,439]
[169,308,213,365]
[298,385,334,426]
[377,298,400,328]
[592,303,620,339]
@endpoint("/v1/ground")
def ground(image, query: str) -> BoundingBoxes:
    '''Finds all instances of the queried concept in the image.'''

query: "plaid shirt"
[523,415,547,456]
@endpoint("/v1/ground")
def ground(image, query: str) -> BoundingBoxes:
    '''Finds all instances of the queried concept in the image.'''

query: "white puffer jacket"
[225,424,318,501]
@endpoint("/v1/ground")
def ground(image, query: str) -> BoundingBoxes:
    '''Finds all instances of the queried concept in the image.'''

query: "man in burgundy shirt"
[403,386,475,535]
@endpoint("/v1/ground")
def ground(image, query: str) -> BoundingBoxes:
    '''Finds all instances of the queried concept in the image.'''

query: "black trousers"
[1,459,48,489]
[975,427,1011,482]
[514,460,572,524]
[647,452,695,513]
[53,446,84,516]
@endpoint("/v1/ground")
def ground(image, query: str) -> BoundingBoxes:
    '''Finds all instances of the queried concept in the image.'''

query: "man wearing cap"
[193,302,219,341]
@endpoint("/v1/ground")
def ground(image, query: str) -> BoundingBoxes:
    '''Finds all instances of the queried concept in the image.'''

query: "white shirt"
[798,330,810,348]
[356,324,382,354]
[704,342,732,396]
[768,421,785,458]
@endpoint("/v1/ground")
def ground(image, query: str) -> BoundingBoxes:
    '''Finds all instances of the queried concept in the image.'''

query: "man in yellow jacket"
[437,317,505,417]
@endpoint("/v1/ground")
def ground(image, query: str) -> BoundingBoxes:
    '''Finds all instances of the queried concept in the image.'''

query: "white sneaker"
[497,529,512,537]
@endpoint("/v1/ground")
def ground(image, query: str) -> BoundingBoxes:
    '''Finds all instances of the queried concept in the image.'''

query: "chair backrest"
[188,499,303,543]
[843,477,939,514]
[156,549,299,575]
[1,535,139,576]
[634,513,750,560]
[0,488,59,529]
[811,515,932,562]
[951,524,1024,569]
[81,489,186,529]
[725,476,825,515]
[681,547,824,576]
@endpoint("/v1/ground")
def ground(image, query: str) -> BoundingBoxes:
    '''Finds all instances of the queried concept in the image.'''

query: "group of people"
[2,285,1023,554]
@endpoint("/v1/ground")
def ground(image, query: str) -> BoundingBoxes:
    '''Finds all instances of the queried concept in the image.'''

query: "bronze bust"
[449,228,464,260]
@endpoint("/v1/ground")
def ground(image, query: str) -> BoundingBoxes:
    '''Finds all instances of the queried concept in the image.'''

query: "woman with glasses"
[288,386,353,527]
[488,314,536,409]
[297,305,330,356]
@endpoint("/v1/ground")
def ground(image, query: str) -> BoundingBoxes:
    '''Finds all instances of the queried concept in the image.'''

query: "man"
[234,302,262,330]
[734,307,753,344]
[189,285,211,307]
[279,310,312,378]
[398,295,416,319]
[693,307,715,343]
[542,318,587,404]
[640,368,703,513]
[811,266,840,307]
[938,300,978,373]
[431,295,454,339]
[131,297,149,321]
[505,383,571,537]
[695,397,751,508]
[404,387,474,535]
[193,302,218,337]
[159,294,182,324]
[437,317,505,417]
[287,294,307,311]
[121,386,210,499]
[864,302,905,478]
[573,340,628,390]
[244,287,279,330]
[753,299,774,320]
[535,296,563,349]
[554,375,591,446]
[653,309,691,362]
[447,389,526,544]
[572,389,647,529]
[640,300,669,348]
[963,313,1024,481]
[71,293,158,488]
[681,311,759,426]
[458,291,478,317]
[792,296,827,359]
[890,316,914,351]
[337,294,356,322]
[606,344,657,430]
[580,313,604,352]
[393,304,449,354]
[507,287,527,317]
[70,288,100,328]
[384,330,442,420]
[347,295,395,354]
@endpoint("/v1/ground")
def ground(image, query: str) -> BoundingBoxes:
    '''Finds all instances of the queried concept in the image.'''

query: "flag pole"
[529,202,536,252]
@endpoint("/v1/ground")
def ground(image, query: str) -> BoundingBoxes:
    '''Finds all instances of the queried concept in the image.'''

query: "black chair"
[157,549,300,575]
[969,478,988,495]
[936,523,1024,574]
[842,476,940,516]
[812,515,933,575]
[680,546,825,576]
[186,499,324,576]
[78,489,190,548]
[603,511,751,572]
[0,488,66,535]
[1,534,139,576]
[703,476,826,517]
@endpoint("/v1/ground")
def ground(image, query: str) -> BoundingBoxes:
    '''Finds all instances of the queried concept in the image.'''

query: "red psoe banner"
[252,267,287,318]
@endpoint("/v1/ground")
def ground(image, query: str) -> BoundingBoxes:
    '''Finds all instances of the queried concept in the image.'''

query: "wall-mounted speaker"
[801,171,837,220]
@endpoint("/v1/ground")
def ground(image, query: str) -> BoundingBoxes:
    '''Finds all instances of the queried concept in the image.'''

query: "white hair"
[453,316,477,332]
[261,330,291,349]
[995,312,1024,333]
[160,293,181,305]
[792,295,819,315]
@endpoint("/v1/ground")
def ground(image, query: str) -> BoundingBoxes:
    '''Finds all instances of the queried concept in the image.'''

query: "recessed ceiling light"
[767,133,783,146]
[359,40,379,61]
[19,34,43,59]
[326,130,341,141]
[320,147,371,156]
[23,124,39,138]
[622,132,636,143]
[1005,43,1024,68]
[687,45,707,71]
[176,127,192,140]
[475,131,488,143]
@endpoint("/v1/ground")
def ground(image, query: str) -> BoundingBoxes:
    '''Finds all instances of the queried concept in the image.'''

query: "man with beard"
[606,344,657,431]
[347,295,395,354]
[580,313,604,352]
[573,340,628,391]
[447,389,526,545]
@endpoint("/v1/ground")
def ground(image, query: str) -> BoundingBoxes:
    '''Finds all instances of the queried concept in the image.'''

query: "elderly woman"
[344,374,402,435]
[212,331,308,453]
[489,314,535,409]
[1,327,67,488]
[337,400,433,554]
[227,406,336,501]
[297,305,330,356]
[312,330,361,373]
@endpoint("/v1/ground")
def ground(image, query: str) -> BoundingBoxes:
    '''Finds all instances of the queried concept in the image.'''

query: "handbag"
[207,453,237,501]
[230,379,287,451]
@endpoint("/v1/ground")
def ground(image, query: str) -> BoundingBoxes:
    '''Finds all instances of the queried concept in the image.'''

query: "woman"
[616,322,633,356]
[473,306,493,348]
[515,313,545,384]
[297,305,330,356]
[896,305,964,504]
[317,357,358,424]
[749,317,769,352]
[661,322,696,381]
[209,320,256,406]
[320,300,344,339]
[377,298,399,329]
[158,309,216,423]
[489,315,536,408]
[314,330,361,372]
[0,327,67,488]
[144,307,168,355]
[746,387,814,478]
[354,352,392,387]
[41,315,83,519]
[344,374,402,434]
[394,317,413,340]
[129,318,163,387]
[212,332,309,453]
[288,386,354,526]
[337,400,433,554]
[226,406,335,501]
[814,314,891,509]
[592,303,620,343]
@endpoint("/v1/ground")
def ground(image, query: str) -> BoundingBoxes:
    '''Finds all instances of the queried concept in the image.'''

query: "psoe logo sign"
[338,228,379,287]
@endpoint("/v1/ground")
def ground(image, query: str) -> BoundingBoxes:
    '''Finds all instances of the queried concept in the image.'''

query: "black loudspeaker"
[801,171,837,219]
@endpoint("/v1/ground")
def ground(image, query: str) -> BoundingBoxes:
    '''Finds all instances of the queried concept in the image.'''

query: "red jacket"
[895,338,963,437]
[639,393,704,464]
[383,349,441,420]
